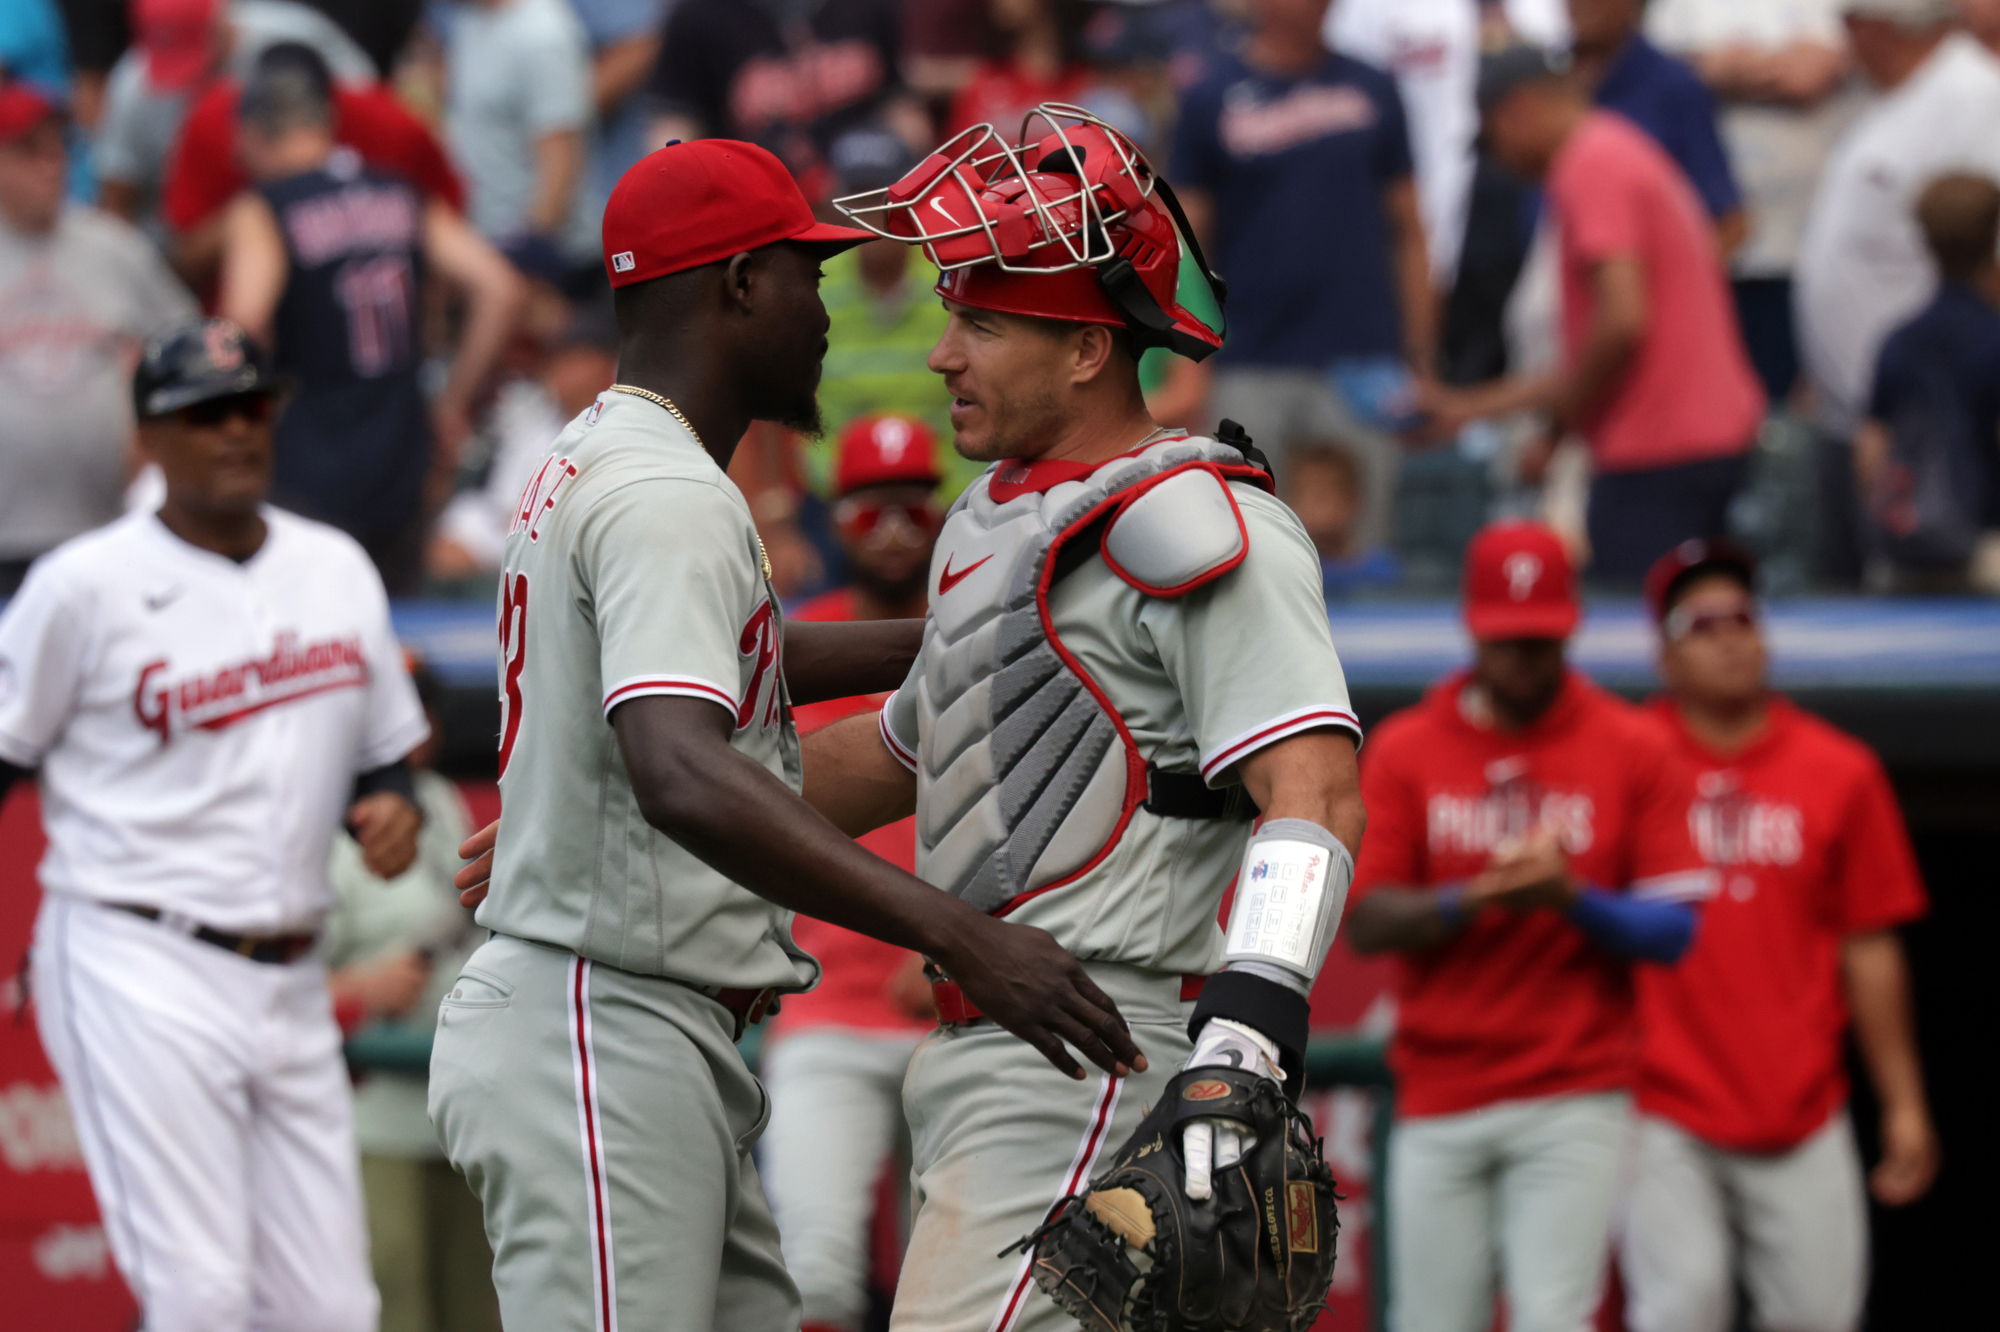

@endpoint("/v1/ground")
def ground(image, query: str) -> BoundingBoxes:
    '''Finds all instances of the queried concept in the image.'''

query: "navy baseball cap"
[133,318,283,419]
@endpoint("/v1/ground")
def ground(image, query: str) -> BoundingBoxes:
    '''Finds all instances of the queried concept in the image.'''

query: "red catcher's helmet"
[833,104,1227,361]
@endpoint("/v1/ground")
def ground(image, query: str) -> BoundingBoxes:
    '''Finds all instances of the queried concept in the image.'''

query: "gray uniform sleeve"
[1138,488,1359,786]
[582,478,763,723]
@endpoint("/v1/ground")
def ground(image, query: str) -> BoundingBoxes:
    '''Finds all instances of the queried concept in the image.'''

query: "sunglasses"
[1664,604,1758,641]
[834,498,943,546]
[179,393,273,428]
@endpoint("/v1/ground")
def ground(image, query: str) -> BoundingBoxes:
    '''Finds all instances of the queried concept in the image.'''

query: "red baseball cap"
[835,415,941,495]
[1643,537,1758,622]
[0,83,59,144]
[601,139,873,288]
[1463,521,1580,642]
[135,0,219,94]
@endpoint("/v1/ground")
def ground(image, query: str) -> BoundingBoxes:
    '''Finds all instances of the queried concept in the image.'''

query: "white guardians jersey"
[881,435,1360,977]
[0,509,428,932]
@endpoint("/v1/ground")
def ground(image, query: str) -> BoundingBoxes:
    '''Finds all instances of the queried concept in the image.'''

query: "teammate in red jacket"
[1346,521,1710,1332]
[762,414,943,1332]
[1620,539,1938,1332]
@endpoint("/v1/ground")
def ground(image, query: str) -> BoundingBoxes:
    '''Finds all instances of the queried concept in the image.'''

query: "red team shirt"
[768,588,930,1036]
[1351,672,1706,1117]
[162,83,465,234]
[1633,697,1927,1152]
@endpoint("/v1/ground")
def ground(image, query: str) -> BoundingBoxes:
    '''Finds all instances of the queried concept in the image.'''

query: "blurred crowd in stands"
[4,0,2000,610]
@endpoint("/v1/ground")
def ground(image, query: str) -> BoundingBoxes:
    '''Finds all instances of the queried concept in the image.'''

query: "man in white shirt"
[1794,0,2000,577]
[1647,0,1866,402]
[0,319,430,1332]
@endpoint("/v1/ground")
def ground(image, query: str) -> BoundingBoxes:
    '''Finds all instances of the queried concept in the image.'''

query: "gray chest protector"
[911,435,1273,915]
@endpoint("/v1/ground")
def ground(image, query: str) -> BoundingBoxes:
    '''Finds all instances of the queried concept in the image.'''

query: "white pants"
[1620,1113,1867,1332]
[1389,1091,1630,1332]
[759,1027,924,1332]
[30,895,377,1332]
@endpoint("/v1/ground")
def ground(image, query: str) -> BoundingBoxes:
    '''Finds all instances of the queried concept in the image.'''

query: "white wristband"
[1220,818,1353,988]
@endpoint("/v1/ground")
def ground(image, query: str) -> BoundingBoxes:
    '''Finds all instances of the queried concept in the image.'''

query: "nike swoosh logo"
[144,588,183,611]
[937,553,992,595]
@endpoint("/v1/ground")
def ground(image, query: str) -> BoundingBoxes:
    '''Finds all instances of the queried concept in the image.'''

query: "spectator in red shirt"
[759,414,942,1332]
[1346,520,1710,1332]
[1620,538,1938,1332]
[943,0,1111,140]
[1420,47,1766,585]
[160,68,464,290]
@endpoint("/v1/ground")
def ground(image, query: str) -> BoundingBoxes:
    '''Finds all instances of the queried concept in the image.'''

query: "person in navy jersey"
[1169,0,1433,560]
[1569,0,1747,249]
[216,44,518,595]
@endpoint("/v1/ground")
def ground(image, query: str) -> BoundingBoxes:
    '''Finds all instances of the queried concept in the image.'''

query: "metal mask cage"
[831,103,1156,275]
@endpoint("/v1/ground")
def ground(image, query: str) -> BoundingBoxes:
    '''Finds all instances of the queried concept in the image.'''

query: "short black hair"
[1659,558,1754,618]
[238,41,334,137]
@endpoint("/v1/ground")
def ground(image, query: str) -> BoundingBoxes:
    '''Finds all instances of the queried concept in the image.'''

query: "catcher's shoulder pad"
[1099,463,1248,598]
[1023,1066,1340,1332]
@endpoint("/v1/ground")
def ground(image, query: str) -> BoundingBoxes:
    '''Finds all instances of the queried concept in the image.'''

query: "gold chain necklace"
[605,384,772,583]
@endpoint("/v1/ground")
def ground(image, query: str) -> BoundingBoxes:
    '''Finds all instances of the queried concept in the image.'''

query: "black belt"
[1142,763,1257,821]
[107,903,319,965]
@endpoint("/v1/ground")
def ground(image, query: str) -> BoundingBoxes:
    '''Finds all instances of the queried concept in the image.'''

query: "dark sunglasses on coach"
[179,393,274,428]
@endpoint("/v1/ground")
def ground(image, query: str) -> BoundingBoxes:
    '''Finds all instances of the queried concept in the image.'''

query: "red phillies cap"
[0,83,59,144]
[835,415,941,495]
[1643,536,1758,622]
[1463,521,1580,642]
[135,0,219,94]
[601,139,873,288]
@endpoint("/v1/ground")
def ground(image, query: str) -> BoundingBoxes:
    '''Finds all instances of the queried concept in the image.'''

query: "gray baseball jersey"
[881,443,1359,978]
[473,391,817,992]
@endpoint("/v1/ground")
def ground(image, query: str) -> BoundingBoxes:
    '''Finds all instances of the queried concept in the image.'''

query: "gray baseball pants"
[889,964,1196,1332]
[1619,1111,1866,1332]
[429,934,799,1332]
[1388,1091,1630,1332]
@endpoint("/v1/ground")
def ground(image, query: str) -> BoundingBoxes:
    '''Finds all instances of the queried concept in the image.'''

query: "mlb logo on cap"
[611,251,636,273]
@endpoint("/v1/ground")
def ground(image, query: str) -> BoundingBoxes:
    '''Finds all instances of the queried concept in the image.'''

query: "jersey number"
[498,573,528,776]
[335,255,414,376]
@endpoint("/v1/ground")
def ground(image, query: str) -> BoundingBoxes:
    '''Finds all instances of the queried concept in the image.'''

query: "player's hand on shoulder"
[1179,1017,1283,1201]
[455,818,498,907]
[939,918,1147,1082]
[349,791,424,880]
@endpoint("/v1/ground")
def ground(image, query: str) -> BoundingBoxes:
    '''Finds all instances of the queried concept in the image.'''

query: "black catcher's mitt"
[1018,1066,1339,1332]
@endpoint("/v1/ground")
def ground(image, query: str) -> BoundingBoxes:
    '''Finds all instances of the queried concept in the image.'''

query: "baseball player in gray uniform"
[809,108,1370,1331]
[429,139,1146,1332]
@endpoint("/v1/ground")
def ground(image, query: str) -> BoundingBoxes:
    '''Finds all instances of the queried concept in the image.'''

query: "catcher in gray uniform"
[432,137,1145,1332]
[451,113,1361,1332]
[808,107,1368,1331]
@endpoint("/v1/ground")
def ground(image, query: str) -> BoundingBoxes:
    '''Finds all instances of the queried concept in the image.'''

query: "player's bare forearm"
[783,619,924,704]
[614,695,1146,1079]
[1843,929,1940,1204]
[1235,731,1365,857]
[1344,887,1468,954]
[802,710,916,835]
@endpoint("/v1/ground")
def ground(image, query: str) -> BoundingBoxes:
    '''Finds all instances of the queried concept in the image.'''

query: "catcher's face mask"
[834,104,1227,361]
